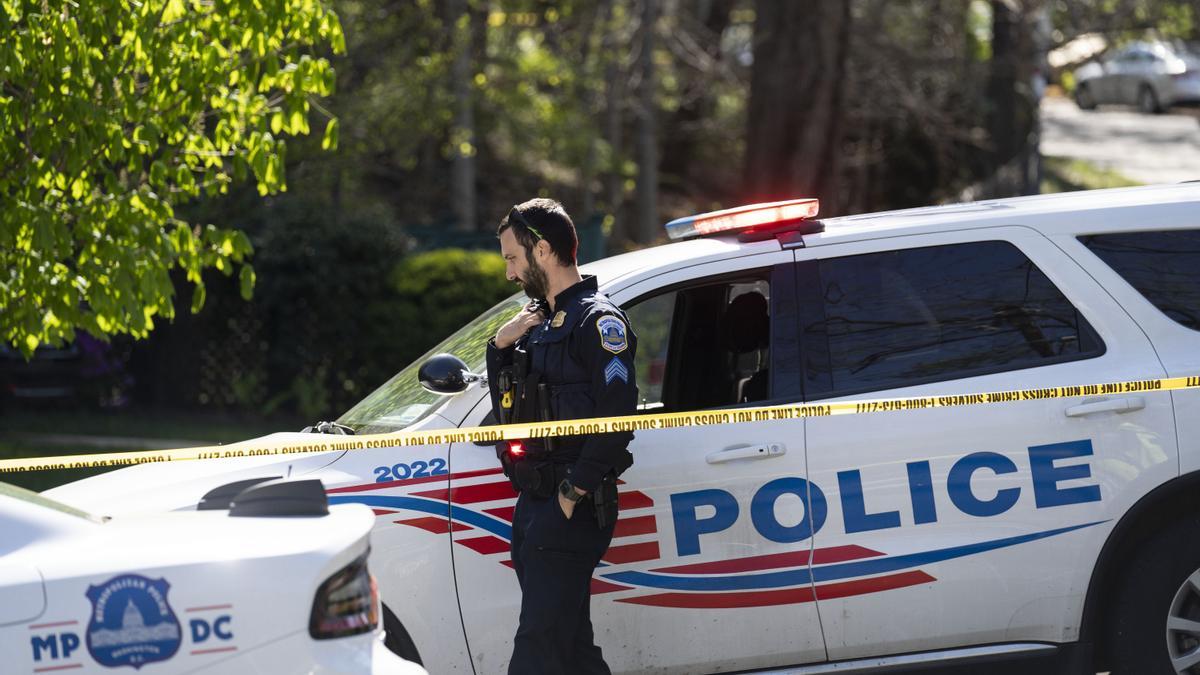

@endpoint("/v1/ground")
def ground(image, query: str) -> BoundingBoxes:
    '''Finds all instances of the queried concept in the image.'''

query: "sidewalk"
[1041,95,1200,185]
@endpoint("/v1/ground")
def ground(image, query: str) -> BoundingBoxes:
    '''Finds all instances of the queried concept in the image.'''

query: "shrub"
[379,248,514,364]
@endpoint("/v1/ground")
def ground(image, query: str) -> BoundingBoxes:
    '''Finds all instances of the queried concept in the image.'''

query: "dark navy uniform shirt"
[485,275,638,492]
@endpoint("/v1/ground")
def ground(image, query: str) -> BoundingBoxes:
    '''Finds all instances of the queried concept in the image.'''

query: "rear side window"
[625,272,773,412]
[1079,230,1200,331]
[806,240,1103,394]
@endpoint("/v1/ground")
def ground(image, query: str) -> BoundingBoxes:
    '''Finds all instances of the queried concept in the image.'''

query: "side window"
[807,240,1103,394]
[625,273,772,412]
[627,291,676,409]
[1079,230,1200,331]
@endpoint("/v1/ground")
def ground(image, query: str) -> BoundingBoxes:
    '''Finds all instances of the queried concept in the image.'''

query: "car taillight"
[309,552,379,639]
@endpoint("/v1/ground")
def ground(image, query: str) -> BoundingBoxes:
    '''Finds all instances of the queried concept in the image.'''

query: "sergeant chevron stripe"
[604,357,629,385]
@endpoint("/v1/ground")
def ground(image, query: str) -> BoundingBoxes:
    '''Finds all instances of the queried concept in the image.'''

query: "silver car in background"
[1074,40,1200,113]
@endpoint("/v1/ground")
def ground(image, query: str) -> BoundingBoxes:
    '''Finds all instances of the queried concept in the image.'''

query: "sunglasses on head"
[508,207,544,240]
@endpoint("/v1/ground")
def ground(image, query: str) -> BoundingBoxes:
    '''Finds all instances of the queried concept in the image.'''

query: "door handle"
[1064,396,1146,417]
[706,443,786,464]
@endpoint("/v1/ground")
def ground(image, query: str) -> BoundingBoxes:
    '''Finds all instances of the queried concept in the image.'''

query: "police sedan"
[1,479,424,674]
[42,183,1200,674]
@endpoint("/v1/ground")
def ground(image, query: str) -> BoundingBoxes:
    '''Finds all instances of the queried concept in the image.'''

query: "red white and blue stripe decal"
[328,469,1105,609]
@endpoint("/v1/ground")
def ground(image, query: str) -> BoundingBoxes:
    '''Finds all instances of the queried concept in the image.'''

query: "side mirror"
[418,353,485,395]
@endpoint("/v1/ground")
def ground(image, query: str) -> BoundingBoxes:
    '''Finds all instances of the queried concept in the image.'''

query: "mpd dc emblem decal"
[597,315,628,354]
[86,574,181,669]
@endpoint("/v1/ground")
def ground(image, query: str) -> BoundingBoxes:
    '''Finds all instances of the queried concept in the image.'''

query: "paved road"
[1041,95,1200,185]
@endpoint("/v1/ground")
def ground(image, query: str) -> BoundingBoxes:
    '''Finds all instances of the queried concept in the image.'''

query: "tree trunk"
[742,0,852,211]
[449,0,476,231]
[988,1,1019,166]
[986,0,1040,197]
[634,0,660,244]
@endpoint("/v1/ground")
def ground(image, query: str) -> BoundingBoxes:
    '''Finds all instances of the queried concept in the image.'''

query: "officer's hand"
[557,485,587,519]
[558,492,576,519]
[495,304,545,349]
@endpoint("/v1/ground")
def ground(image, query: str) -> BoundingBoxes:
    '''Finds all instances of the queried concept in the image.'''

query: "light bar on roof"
[664,198,821,240]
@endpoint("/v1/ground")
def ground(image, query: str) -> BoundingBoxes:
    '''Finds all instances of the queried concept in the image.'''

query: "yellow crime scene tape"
[3,375,1199,474]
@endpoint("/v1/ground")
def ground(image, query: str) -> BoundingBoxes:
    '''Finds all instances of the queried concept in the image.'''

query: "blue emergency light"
[664,198,822,241]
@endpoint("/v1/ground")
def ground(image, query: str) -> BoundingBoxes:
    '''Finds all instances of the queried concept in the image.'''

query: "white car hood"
[41,432,348,515]
[23,504,376,571]
[44,412,460,515]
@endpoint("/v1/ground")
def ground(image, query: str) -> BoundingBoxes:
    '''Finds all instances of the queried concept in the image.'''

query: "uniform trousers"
[508,490,615,674]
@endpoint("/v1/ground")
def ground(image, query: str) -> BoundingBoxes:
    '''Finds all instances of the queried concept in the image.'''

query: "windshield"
[337,292,526,434]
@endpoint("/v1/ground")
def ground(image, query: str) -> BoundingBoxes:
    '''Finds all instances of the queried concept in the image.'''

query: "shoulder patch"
[596,315,628,354]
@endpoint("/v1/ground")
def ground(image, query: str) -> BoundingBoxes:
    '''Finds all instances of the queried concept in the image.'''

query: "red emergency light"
[664,198,822,241]
[507,440,526,458]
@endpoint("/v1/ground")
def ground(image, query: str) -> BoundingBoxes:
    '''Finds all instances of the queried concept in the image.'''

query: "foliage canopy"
[0,0,344,356]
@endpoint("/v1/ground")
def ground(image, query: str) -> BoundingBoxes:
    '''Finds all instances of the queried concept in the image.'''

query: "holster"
[590,473,620,528]
[513,460,543,495]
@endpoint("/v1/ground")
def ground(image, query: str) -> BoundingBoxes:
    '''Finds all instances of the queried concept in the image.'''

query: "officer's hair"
[498,198,578,266]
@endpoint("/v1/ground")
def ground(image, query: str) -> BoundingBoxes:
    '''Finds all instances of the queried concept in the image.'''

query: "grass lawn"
[1042,156,1143,193]
[0,440,124,492]
[1,407,298,442]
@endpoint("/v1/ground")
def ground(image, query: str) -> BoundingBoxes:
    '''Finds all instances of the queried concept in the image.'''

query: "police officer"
[485,198,638,675]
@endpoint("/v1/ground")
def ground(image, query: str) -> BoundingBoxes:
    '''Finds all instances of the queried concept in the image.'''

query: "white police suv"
[2,479,424,674]
[43,183,1200,674]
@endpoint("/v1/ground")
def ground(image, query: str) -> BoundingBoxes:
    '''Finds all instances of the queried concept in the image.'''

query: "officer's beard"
[519,250,550,302]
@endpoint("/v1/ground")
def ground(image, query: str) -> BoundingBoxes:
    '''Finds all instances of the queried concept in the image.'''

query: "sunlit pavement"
[1041,94,1200,185]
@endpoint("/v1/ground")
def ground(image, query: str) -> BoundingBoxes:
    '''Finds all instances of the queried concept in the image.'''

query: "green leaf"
[162,0,186,24]
[190,283,206,313]
[176,165,196,194]
[239,265,256,300]
[329,14,346,54]
[322,117,339,150]
[288,104,305,134]
[249,142,268,181]
[150,160,168,188]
